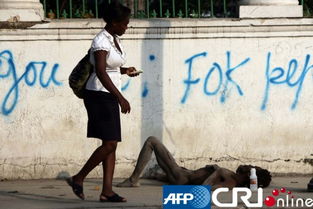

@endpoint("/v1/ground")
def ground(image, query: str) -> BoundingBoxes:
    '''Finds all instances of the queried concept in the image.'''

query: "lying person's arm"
[202,167,237,190]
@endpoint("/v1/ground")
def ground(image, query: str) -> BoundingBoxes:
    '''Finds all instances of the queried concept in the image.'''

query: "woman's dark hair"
[102,0,131,23]
[236,165,272,188]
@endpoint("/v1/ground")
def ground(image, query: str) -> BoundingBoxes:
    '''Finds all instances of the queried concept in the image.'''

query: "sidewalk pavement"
[0,176,312,209]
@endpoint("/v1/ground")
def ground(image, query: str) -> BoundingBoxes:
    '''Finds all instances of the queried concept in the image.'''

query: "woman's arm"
[94,50,130,114]
[120,67,141,77]
[120,67,129,74]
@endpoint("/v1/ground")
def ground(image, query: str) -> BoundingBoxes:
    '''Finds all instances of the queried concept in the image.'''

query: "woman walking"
[67,1,140,202]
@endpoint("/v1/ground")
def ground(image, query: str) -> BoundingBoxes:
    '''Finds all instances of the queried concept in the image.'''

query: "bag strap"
[87,49,93,73]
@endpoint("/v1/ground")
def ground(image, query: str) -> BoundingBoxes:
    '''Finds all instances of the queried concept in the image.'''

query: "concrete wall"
[0,18,313,179]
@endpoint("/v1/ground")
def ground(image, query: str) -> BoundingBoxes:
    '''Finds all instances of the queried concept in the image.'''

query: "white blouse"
[86,29,126,92]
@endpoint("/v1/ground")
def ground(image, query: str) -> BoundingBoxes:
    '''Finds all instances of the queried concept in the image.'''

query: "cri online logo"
[214,187,313,208]
[163,186,313,208]
[264,187,313,208]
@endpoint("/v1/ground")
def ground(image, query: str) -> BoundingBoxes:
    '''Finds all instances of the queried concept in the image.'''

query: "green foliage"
[302,0,313,17]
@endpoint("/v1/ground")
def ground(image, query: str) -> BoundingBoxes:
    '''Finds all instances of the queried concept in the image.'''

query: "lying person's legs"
[117,136,188,187]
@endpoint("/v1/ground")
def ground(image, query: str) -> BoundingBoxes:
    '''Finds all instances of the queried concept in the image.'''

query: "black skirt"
[84,90,121,141]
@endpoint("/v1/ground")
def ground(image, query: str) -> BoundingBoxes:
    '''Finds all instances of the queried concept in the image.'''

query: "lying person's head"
[235,165,272,188]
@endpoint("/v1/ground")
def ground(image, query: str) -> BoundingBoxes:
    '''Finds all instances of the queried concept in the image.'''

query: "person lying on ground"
[117,136,271,190]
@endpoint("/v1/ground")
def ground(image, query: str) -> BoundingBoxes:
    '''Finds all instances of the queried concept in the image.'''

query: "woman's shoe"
[66,177,85,200]
[99,193,127,202]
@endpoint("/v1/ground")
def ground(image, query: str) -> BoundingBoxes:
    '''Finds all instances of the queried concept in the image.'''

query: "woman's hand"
[126,67,142,77]
[118,96,131,114]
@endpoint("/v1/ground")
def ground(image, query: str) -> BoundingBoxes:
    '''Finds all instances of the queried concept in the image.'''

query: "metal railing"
[40,0,307,19]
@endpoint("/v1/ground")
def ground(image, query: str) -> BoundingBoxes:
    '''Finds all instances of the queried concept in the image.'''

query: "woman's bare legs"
[117,136,188,187]
[101,150,115,196]
[100,149,126,201]
[72,141,118,199]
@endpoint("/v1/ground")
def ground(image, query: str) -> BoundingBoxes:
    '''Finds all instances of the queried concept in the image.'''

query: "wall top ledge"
[30,18,313,29]
[1,18,313,41]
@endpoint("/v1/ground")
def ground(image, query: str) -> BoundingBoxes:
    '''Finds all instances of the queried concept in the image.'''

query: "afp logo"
[163,185,211,209]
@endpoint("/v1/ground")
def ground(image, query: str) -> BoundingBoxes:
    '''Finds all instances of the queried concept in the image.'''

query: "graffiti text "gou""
[0,50,62,116]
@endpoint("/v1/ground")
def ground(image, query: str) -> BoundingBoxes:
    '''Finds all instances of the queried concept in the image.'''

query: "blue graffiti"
[121,79,149,98]
[180,52,205,104]
[203,62,223,96]
[0,50,62,116]
[142,82,149,98]
[181,51,250,104]
[221,52,250,103]
[121,54,155,97]
[149,55,156,61]
[121,79,131,91]
[261,52,313,110]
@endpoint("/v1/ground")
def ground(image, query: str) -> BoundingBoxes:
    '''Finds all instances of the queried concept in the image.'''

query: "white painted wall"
[0,18,313,179]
